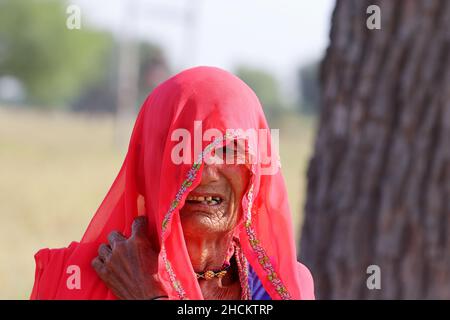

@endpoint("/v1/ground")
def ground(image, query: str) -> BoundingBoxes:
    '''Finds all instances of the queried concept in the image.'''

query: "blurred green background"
[0,0,331,299]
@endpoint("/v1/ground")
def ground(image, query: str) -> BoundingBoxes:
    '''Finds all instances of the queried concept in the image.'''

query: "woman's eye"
[223,146,232,154]
[212,146,226,158]
[223,145,238,157]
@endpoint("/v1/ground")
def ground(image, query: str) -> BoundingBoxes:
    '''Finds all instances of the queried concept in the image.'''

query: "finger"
[98,243,112,261]
[131,216,149,239]
[91,256,106,274]
[108,230,126,248]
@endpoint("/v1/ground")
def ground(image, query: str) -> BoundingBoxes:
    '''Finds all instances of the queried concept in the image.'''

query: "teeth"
[187,196,205,201]
[186,195,222,204]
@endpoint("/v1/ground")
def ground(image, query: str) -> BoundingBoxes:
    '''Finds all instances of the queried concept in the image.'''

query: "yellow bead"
[204,270,215,280]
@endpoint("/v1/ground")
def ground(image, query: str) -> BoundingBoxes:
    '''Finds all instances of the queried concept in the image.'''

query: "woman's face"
[180,158,251,237]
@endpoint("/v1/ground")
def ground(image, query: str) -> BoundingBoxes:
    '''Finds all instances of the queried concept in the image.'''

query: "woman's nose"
[200,164,221,185]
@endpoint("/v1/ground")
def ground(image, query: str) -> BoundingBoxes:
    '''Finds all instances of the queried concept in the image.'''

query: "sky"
[73,0,335,103]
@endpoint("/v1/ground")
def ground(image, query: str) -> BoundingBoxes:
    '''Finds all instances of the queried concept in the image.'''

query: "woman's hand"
[92,216,167,300]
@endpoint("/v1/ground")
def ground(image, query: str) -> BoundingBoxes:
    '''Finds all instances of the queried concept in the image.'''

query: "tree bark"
[300,0,450,299]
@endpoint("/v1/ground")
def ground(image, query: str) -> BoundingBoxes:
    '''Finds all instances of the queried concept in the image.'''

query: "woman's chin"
[180,211,229,235]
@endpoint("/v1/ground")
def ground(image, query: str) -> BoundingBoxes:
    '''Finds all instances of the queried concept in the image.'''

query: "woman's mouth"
[186,195,223,206]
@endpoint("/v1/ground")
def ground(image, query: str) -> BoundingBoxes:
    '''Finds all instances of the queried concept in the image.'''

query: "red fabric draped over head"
[30,66,314,300]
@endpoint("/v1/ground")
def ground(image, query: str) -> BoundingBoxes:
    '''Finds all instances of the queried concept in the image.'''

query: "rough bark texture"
[300,0,450,299]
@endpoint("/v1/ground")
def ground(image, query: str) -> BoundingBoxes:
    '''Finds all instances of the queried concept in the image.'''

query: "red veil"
[30,67,314,300]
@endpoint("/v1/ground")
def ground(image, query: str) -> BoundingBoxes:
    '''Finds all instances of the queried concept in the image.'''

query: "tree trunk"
[300,0,450,299]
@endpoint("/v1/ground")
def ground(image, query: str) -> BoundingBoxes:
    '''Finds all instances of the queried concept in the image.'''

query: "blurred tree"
[138,42,170,104]
[72,41,169,114]
[236,66,283,122]
[0,0,112,107]
[300,0,450,299]
[298,60,320,115]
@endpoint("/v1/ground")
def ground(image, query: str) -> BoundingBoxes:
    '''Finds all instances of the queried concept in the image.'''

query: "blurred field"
[0,106,315,299]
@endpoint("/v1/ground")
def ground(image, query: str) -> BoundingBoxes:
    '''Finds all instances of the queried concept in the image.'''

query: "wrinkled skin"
[91,217,166,299]
[92,145,251,299]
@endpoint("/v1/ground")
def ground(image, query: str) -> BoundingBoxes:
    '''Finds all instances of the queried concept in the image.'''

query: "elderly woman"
[30,67,314,300]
